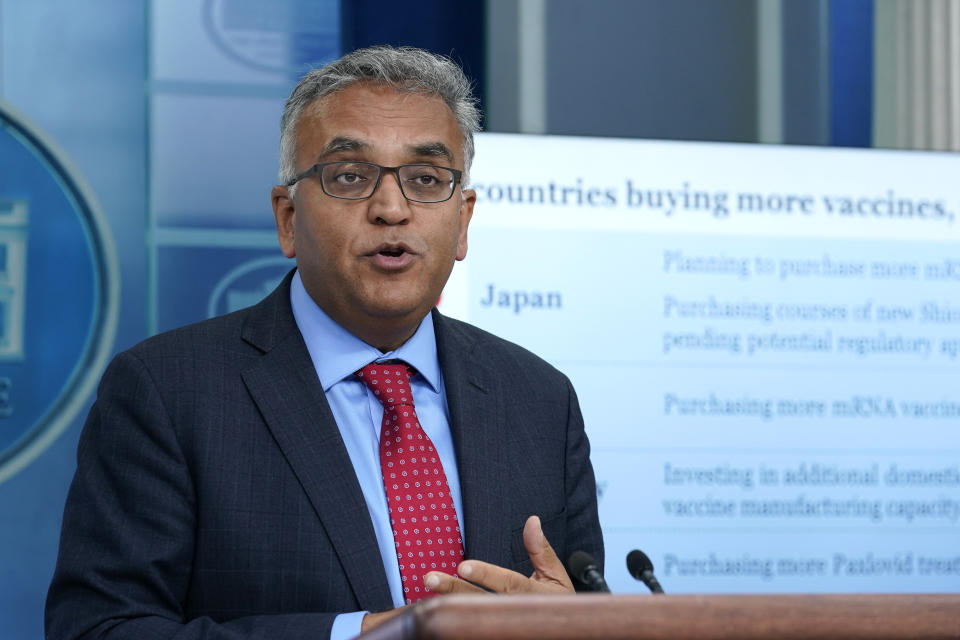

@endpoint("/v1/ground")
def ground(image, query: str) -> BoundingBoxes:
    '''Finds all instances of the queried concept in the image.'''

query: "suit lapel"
[433,310,514,569]
[239,274,393,613]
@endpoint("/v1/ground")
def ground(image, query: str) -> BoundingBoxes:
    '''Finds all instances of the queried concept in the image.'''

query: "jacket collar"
[240,270,394,612]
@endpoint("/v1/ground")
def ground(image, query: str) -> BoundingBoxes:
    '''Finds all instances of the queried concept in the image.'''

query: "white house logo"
[207,256,293,318]
[203,0,339,74]
[0,100,119,484]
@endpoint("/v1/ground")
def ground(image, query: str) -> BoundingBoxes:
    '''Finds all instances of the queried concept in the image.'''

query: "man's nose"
[366,169,410,225]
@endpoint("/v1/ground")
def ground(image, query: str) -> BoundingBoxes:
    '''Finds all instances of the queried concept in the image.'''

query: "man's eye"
[406,169,444,185]
[335,172,365,184]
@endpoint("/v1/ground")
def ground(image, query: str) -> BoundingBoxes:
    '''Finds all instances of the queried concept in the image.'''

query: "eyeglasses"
[286,161,463,203]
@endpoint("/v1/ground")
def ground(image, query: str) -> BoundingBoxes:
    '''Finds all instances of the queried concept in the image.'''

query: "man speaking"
[46,46,603,639]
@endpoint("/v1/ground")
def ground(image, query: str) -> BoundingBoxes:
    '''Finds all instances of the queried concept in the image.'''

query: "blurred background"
[1,1,957,637]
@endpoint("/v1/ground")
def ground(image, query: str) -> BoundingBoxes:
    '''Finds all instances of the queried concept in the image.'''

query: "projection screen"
[439,132,960,594]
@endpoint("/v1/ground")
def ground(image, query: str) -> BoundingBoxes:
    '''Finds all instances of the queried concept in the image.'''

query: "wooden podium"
[358,593,960,640]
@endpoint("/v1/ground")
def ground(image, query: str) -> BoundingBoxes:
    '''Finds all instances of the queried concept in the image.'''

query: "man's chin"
[359,296,432,322]
[352,298,437,352]
[368,307,431,324]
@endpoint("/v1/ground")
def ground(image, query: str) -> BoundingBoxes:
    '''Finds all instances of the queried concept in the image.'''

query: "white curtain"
[874,0,960,150]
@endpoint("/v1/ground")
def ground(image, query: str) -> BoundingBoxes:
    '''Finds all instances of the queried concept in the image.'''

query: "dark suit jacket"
[46,273,603,639]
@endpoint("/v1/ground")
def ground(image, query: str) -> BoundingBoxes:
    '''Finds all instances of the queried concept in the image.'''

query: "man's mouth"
[367,243,416,269]
[369,242,416,256]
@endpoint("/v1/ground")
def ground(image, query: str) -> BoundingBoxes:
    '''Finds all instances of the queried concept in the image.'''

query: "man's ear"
[455,188,476,261]
[272,185,296,258]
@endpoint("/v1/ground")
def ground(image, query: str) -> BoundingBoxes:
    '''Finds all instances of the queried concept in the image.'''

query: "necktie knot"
[356,362,415,409]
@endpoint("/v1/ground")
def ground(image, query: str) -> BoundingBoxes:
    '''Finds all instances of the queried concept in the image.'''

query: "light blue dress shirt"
[288,271,465,640]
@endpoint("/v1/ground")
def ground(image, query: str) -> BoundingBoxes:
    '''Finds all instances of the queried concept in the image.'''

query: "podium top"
[359,593,960,640]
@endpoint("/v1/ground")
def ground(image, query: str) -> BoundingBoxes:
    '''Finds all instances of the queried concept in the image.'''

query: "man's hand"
[423,515,574,595]
[360,605,409,633]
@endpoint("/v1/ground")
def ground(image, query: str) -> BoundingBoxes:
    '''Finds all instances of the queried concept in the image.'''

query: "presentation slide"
[439,133,960,594]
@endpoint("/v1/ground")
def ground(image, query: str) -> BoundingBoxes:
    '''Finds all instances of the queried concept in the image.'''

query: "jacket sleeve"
[562,375,606,580]
[45,351,342,640]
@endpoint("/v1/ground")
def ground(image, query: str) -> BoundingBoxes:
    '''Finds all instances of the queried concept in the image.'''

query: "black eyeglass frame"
[285,161,464,203]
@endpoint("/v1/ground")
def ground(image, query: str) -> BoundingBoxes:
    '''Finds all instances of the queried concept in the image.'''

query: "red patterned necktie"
[356,362,464,603]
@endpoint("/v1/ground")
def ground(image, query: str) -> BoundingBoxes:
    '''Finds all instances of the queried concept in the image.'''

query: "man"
[46,46,603,639]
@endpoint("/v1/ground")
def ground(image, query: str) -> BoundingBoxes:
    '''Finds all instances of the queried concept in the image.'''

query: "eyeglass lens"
[320,162,455,202]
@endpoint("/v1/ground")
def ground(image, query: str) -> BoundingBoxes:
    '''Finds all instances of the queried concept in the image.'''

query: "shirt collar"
[289,270,441,393]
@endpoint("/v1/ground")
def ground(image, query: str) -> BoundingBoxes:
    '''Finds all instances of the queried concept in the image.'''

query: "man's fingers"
[424,570,487,595]
[522,515,555,563]
[522,515,573,587]
[458,559,532,593]
[426,515,574,598]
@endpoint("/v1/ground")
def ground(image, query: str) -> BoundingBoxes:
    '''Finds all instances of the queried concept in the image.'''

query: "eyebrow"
[408,142,455,164]
[317,137,369,159]
[316,137,455,164]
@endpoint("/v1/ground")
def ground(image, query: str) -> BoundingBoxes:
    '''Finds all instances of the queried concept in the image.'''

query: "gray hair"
[278,45,481,192]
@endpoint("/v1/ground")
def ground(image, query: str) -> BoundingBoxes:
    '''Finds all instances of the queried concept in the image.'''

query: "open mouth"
[370,242,414,258]
[368,243,415,269]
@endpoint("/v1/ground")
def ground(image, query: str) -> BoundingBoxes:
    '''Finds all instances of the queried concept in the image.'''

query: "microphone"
[568,550,611,593]
[626,549,664,594]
